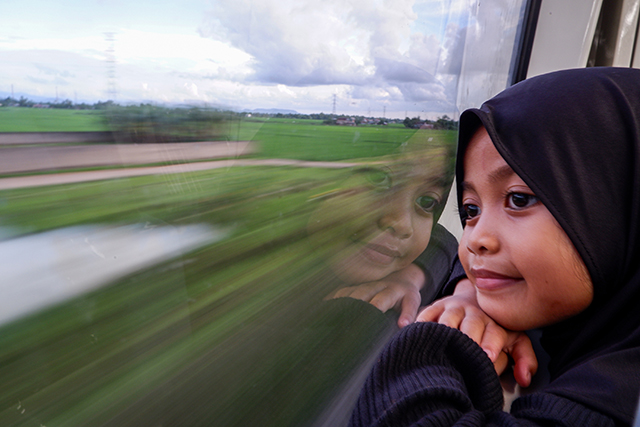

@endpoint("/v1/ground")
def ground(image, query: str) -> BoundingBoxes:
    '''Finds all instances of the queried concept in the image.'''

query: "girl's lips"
[358,243,402,265]
[471,268,522,290]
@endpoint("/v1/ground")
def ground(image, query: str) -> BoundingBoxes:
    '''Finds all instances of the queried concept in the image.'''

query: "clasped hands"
[329,272,537,388]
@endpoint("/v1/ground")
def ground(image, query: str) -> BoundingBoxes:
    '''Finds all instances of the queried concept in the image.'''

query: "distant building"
[335,117,356,126]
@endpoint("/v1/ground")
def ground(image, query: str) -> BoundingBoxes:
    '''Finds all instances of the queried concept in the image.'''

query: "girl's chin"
[477,302,535,331]
[332,260,392,285]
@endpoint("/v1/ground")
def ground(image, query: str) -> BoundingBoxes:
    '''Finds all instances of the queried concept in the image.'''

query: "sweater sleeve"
[349,321,503,426]
[412,224,459,304]
[348,322,617,427]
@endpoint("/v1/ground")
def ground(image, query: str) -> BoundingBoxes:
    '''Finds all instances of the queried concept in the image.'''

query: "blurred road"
[0,141,360,190]
[0,140,256,174]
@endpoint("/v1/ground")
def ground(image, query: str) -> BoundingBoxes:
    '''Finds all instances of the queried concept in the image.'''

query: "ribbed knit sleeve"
[349,321,502,426]
[348,322,617,427]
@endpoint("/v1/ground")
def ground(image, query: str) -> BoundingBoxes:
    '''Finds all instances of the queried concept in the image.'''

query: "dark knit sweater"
[349,322,616,427]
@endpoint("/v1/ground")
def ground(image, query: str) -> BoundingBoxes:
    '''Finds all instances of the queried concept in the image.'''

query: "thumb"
[509,335,538,388]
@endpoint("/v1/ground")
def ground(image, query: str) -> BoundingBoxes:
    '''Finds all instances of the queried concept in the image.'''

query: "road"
[0,141,359,190]
[0,139,463,236]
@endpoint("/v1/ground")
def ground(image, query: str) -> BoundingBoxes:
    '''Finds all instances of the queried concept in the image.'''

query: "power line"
[104,32,117,101]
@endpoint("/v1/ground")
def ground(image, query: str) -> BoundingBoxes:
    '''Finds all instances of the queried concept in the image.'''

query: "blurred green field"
[0,116,456,425]
[0,164,395,426]
[0,165,345,233]
[0,107,451,164]
[0,107,109,132]
[249,118,421,161]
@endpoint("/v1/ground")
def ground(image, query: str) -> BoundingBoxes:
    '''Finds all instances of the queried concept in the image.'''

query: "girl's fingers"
[348,284,385,301]
[434,305,465,329]
[458,312,490,347]
[369,288,397,312]
[416,304,444,322]
[331,283,384,302]
[397,292,421,328]
[328,286,357,300]
[479,322,508,362]
[509,335,538,388]
[493,351,510,376]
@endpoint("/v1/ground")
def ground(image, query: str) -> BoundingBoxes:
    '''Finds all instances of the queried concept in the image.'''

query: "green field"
[0,107,452,164]
[248,118,420,161]
[0,165,391,426]
[0,107,109,132]
[0,111,456,425]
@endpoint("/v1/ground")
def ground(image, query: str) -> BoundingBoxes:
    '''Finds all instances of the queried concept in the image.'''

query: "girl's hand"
[328,263,426,328]
[418,279,538,387]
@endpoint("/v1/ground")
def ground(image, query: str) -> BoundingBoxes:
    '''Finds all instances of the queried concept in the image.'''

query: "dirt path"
[0,140,256,174]
[0,142,359,190]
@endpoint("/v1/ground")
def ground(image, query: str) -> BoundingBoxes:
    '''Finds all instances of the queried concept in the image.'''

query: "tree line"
[1,96,458,133]
[0,96,117,110]
[402,115,458,130]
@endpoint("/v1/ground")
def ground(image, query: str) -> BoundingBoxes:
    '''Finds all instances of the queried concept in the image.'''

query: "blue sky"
[0,0,468,118]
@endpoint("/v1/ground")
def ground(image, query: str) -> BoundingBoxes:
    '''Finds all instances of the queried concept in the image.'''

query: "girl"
[308,134,458,327]
[349,67,640,426]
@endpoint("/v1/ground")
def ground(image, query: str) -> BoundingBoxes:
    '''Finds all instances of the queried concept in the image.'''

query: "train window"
[527,0,640,76]
[0,1,532,426]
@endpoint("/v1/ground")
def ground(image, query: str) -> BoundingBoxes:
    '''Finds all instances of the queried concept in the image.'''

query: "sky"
[0,0,471,119]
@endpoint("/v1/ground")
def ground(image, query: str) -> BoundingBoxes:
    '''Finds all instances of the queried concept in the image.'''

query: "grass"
[0,108,419,159]
[249,118,419,161]
[0,107,455,163]
[0,165,396,426]
[0,165,345,233]
[0,108,109,132]
[0,116,456,426]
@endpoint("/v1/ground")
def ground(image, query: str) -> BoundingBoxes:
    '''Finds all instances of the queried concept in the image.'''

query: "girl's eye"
[462,204,481,220]
[364,168,392,189]
[507,193,538,209]
[416,194,439,212]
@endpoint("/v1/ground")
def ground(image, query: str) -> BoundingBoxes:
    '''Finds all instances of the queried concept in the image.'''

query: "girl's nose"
[377,201,413,239]
[464,214,500,255]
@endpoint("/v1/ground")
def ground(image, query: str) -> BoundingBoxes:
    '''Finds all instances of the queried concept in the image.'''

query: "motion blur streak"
[0,224,224,325]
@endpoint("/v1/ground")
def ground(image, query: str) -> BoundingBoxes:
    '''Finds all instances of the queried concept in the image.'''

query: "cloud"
[34,64,76,79]
[0,0,473,116]
[373,57,436,84]
[200,0,432,85]
[199,0,374,86]
[0,49,105,99]
[350,85,403,102]
[197,0,465,115]
[438,22,466,75]
[396,81,441,101]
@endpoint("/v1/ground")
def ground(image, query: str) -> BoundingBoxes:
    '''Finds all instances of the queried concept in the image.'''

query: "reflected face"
[308,149,448,285]
[459,127,593,330]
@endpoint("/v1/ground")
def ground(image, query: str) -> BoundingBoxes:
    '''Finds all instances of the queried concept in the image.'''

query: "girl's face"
[459,127,593,330]
[308,150,448,285]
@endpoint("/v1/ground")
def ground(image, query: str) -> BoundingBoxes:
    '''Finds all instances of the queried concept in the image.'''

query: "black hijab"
[456,67,640,424]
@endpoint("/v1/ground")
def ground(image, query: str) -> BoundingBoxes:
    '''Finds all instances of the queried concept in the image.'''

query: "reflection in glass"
[0,127,454,427]
[307,132,455,287]
[0,0,527,425]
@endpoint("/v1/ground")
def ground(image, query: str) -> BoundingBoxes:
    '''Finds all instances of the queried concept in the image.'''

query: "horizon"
[0,92,457,122]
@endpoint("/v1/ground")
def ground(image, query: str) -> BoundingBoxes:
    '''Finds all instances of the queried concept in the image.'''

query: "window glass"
[0,1,525,425]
